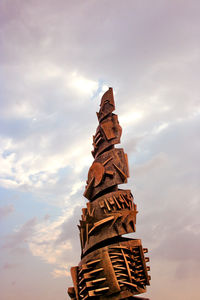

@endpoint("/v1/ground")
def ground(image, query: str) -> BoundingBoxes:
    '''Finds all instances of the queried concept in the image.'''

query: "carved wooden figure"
[68,88,150,299]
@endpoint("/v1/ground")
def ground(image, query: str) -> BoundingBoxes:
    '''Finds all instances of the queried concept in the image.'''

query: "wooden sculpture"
[68,88,150,299]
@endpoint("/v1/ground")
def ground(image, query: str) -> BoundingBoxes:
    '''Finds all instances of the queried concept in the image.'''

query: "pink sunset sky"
[0,1,200,299]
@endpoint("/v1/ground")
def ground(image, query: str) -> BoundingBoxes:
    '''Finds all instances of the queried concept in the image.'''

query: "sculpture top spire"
[84,87,126,201]
[92,87,122,159]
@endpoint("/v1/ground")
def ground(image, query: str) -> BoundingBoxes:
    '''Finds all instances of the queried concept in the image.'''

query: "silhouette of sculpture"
[68,88,150,299]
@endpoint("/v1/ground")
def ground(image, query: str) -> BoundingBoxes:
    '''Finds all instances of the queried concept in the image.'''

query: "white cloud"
[29,215,71,264]
[28,210,79,277]
[52,268,70,278]
[153,122,169,134]
[68,72,98,96]
[70,180,85,196]
[120,110,144,126]
[0,121,92,192]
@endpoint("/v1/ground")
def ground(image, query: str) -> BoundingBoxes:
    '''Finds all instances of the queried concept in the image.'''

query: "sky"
[0,0,200,299]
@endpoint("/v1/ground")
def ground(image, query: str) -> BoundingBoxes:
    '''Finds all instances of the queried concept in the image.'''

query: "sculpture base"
[69,238,150,299]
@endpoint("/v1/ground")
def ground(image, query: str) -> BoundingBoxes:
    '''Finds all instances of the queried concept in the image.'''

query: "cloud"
[0,204,14,220]
[52,268,70,278]
[0,0,200,299]
[28,204,83,279]
[125,115,200,290]
[2,262,19,270]
[68,72,98,96]
[0,67,106,197]
[2,218,37,250]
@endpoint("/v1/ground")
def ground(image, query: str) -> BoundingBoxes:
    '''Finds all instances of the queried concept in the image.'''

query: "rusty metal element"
[68,88,150,299]
[92,113,122,158]
[84,148,129,200]
[79,189,137,254]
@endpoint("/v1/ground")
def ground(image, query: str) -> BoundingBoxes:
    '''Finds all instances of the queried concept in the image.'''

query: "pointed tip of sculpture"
[97,87,115,121]
[100,87,115,108]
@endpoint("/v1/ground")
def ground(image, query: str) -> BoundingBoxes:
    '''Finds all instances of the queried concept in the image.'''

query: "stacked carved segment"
[68,88,150,299]
[84,148,129,200]
[79,190,137,255]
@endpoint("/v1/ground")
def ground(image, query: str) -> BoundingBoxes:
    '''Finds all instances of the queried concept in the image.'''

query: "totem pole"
[68,88,150,299]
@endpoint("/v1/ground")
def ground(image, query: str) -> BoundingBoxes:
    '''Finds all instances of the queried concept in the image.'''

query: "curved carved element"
[84,148,129,200]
